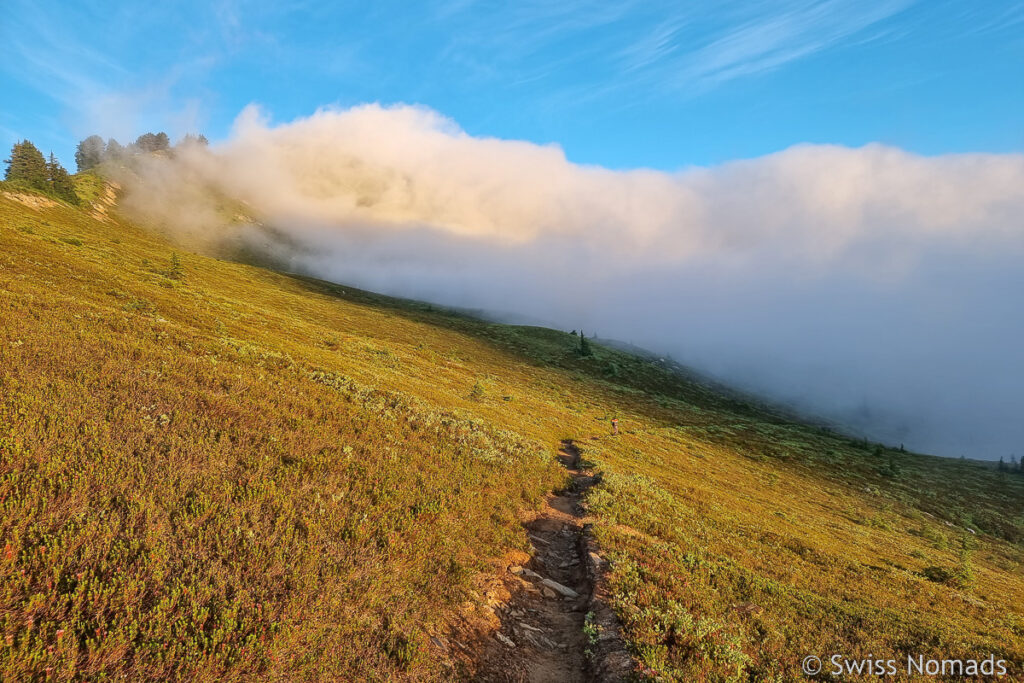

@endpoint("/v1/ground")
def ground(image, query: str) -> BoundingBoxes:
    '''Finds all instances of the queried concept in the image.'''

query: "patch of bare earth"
[2,191,58,210]
[89,181,120,222]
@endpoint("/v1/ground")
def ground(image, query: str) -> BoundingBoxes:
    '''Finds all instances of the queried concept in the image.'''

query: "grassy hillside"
[1,179,1021,680]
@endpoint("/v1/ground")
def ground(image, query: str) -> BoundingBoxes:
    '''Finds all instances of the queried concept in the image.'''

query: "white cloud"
[122,103,1024,459]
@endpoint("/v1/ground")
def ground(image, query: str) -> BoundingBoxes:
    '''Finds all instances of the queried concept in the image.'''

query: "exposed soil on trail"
[472,440,635,682]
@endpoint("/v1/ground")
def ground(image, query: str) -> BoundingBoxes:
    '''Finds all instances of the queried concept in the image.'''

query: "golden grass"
[0,183,1021,680]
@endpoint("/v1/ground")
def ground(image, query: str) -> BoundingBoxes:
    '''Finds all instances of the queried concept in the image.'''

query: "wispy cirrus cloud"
[558,0,913,111]
[2,1,233,145]
[425,0,917,104]
[653,0,915,91]
[3,2,127,102]
[408,0,923,126]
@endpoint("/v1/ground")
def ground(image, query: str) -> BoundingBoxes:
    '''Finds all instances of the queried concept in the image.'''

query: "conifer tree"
[4,140,50,192]
[135,132,171,153]
[47,153,79,205]
[75,135,105,171]
[578,330,593,357]
[105,138,124,159]
[178,133,209,148]
[135,133,155,152]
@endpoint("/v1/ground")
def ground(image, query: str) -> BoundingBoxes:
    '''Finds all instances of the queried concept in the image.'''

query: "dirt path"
[473,440,631,682]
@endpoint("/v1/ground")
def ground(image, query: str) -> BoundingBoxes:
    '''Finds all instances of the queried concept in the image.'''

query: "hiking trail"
[473,440,634,682]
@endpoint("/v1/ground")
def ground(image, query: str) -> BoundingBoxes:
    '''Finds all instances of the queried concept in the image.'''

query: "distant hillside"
[0,177,1021,680]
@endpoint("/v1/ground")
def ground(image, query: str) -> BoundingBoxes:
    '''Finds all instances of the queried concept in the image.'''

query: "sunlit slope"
[0,186,565,680]
[0,182,1021,681]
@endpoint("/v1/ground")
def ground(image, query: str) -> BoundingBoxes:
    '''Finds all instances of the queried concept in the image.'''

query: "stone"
[540,578,579,599]
[511,566,543,581]
[524,631,559,649]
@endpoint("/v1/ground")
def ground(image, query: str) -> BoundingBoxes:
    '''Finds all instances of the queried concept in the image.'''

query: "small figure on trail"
[611,417,619,435]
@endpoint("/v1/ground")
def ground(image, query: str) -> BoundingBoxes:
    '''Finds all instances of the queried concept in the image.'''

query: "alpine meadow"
[1,163,1021,680]
[3,1,1024,681]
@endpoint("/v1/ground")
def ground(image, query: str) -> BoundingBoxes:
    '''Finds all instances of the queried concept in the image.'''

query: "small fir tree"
[168,253,184,280]
[578,330,593,357]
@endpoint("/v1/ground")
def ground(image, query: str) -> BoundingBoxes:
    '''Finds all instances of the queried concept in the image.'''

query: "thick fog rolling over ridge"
[122,104,1024,460]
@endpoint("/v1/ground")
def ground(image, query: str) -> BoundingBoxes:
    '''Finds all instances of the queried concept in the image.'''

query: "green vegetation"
[577,330,594,357]
[47,153,79,206]
[134,132,170,153]
[3,141,79,205]
[4,140,50,193]
[74,135,107,173]
[75,131,208,172]
[0,184,1021,680]
[69,171,107,206]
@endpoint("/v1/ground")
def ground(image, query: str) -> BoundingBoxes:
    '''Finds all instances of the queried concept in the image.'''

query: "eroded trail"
[475,440,626,682]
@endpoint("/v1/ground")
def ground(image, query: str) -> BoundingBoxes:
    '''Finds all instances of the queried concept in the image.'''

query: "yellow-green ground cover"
[1,178,1021,680]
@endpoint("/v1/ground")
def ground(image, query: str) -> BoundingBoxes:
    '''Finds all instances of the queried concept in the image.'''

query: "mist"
[120,104,1024,460]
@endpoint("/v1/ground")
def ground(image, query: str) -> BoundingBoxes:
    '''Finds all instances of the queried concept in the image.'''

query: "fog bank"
[121,104,1024,459]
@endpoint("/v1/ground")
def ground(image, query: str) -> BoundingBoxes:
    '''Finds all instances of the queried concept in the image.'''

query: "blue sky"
[3,0,1022,171]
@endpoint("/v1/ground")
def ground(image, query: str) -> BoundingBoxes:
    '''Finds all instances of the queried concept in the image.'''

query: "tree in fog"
[74,135,106,171]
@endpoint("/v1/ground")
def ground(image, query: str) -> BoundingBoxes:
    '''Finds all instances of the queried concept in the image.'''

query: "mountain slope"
[0,181,1021,680]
